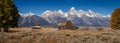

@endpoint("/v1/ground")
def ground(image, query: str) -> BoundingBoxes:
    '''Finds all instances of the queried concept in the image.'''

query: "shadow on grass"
[7,30,20,33]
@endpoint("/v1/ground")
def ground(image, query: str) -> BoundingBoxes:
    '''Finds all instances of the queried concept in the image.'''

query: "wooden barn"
[57,21,78,30]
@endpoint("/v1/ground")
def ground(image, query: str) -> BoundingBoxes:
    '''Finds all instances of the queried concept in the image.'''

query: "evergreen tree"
[110,8,120,29]
[0,0,20,32]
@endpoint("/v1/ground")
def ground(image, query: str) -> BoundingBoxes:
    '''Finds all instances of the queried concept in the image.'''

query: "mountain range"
[19,7,110,27]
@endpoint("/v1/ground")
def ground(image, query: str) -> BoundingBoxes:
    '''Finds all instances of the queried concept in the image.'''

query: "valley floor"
[0,27,120,43]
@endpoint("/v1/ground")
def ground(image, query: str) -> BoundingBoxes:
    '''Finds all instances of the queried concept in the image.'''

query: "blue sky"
[14,0,120,15]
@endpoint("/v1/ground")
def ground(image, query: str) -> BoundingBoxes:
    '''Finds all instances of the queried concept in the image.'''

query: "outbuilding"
[58,21,78,30]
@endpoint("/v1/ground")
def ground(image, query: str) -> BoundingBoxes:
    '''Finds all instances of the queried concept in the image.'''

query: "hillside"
[0,28,120,43]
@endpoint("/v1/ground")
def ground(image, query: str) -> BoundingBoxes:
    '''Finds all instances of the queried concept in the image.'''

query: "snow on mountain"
[19,13,23,16]
[103,15,111,17]
[57,9,64,15]
[40,10,66,24]
[41,10,53,17]
[19,12,49,27]
[77,9,85,17]
[85,10,102,17]
[20,12,35,17]
[41,10,65,18]
[40,7,110,27]
[64,7,102,18]
[24,12,35,17]
[67,7,79,17]
[18,7,110,27]
[40,7,106,19]
[69,7,77,15]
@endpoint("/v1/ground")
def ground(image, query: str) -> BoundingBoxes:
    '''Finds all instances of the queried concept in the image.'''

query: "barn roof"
[57,20,72,26]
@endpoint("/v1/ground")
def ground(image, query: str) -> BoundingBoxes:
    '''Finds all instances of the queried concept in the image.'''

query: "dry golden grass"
[0,27,120,43]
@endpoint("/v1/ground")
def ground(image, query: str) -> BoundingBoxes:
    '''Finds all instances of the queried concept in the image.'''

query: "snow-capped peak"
[70,7,75,10]
[19,12,35,17]
[84,9,102,17]
[42,10,53,14]
[78,9,84,12]
[40,10,54,18]
[57,9,64,14]
[78,9,85,14]
[88,9,94,13]
[24,12,35,16]
[69,7,76,12]
[40,7,108,18]
[69,7,77,15]
[19,13,24,16]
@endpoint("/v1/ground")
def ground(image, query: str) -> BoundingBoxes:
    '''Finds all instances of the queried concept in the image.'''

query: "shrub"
[36,22,40,26]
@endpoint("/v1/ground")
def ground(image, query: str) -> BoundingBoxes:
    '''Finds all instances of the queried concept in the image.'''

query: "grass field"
[0,27,120,43]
